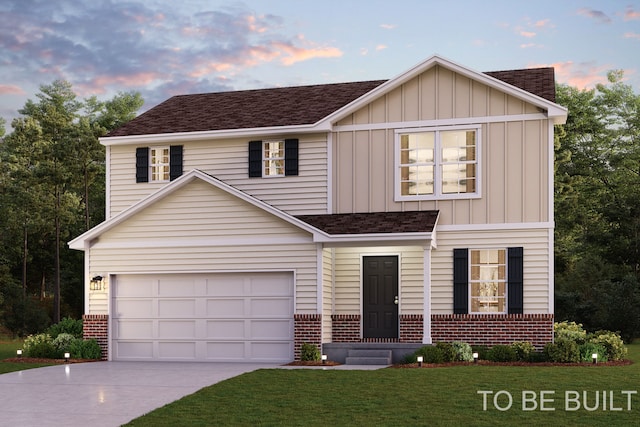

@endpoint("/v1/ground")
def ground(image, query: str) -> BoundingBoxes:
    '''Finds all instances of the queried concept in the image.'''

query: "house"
[69,55,567,363]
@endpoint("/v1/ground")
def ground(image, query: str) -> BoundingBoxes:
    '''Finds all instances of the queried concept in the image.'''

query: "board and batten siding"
[333,246,425,315]
[431,228,551,314]
[107,134,329,218]
[332,65,550,226]
[88,179,320,314]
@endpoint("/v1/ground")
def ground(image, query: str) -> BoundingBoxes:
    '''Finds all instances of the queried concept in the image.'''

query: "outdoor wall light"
[90,275,104,291]
[417,355,424,367]
[592,353,598,364]
[321,354,327,364]
[64,352,70,363]
[473,352,479,364]
[16,349,22,358]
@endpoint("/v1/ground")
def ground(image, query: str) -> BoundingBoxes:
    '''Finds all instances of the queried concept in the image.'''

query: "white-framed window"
[263,140,285,177]
[469,248,507,313]
[395,125,480,200]
[150,146,170,182]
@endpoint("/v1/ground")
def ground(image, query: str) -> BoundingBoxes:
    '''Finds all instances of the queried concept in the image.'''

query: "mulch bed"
[2,357,100,364]
[393,359,633,368]
[285,360,342,366]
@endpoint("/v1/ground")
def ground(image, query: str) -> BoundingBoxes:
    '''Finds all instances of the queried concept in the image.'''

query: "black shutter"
[169,145,183,181]
[453,248,469,314]
[508,247,524,314]
[284,138,299,176]
[248,140,262,177]
[136,147,149,183]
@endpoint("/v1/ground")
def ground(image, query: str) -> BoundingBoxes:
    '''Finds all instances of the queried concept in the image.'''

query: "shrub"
[23,333,61,359]
[414,345,445,363]
[435,342,456,362]
[578,342,608,363]
[589,330,627,361]
[511,341,535,362]
[554,321,587,344]
[300,342,320,361]
[52,333,76,352]
[46,317,83,339]
[486,345,517,362]
[451,341,473,362]
[544,339,580,363]
[472,345,490,361]
[68,338,103,360]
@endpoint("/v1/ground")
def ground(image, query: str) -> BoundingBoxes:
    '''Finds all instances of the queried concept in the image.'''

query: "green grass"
[0,336,54,374]
[125,343,640,427]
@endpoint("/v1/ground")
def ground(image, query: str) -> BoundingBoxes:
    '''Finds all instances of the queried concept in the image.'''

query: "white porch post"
[423,247,432,344]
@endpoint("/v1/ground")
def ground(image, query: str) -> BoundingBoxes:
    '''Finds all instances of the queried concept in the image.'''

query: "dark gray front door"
[363,256,399,339]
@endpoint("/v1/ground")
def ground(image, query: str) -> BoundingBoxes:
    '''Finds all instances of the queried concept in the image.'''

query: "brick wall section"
[331,314,361,342]
[399,314,423,343]
[431,314,554,349]
[294,314,321,360]
[83,314,108,360]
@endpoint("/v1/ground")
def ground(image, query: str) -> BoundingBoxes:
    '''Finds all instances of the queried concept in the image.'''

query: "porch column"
[423,247,432,344]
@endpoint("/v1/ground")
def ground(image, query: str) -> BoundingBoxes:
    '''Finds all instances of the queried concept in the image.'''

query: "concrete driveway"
[0,361,277,427]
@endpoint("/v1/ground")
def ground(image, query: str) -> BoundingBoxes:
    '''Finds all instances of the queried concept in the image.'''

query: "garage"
[111,272,294,362]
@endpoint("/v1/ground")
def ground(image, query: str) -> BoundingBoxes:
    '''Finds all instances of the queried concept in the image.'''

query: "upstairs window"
[396,126,479,200]
[136,145,183,183]
[249,139,298,178]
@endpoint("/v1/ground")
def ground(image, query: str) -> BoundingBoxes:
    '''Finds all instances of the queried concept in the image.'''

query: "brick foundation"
[399,314,423,342]
[294,314,321,360]
[330,314,424,343]
[331,314,361,342]
[431,313,553,349]
[82,314,108,360]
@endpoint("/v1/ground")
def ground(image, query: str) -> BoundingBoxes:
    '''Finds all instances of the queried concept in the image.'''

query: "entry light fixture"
[16,349,22,358]
[90,275,104,291]
[321,354,327,365]
[473,352,479,364]
[592,353,598,364]
[417,355,424,367]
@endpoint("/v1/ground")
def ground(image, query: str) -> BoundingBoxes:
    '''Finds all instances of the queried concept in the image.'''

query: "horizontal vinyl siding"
[322,248,334,341]
[108,135,328,218]
[88,292,108,315]
[333,246,425,315]
[431,228,550,315]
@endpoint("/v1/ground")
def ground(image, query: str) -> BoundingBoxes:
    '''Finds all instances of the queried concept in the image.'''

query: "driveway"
[0,361,277,427]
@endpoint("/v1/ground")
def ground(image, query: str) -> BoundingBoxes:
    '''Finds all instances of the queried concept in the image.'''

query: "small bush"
[472,345,490,361]
[435,342,457,362]
[414,345,445,363]
[486,345,517,362]
[554,321,587,344]
[589,330,627,361]
[578,342,608,363]
[511,341,535,362]
[23,333,61,359]
[68,338,103,360]
[451,341,473,362]
[52,333,76,352]
[300,342,320,361]
[544,339,580,363]
[46,317,83,339]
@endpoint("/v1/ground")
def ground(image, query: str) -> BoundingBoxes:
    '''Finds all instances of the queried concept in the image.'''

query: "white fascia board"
[316,232,434,248]
[100,123,331,146]
[68,169,328,250]
[319,54,568,127]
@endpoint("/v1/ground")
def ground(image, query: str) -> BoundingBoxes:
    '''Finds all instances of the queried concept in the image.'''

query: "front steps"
[345,349,392,365]
[323,342,423,365]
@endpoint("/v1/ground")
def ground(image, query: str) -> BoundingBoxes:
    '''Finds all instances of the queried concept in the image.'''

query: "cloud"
[375,44,387,51]
[0,84,25,95]
[624,6,640,21]
[520,43,543,49]
[577,8,612,24]
[530,60,611,89]
[380,24,396,30]
[624,32,640,40]
[520,31,536,38]
[534,19,554,28]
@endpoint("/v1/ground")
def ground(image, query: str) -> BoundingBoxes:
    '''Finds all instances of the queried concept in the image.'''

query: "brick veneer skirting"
[331,314,361,342]
[399,314,423,343]
[294,314,321,360]
[83,314,108,360]
[331,314,424,343]
[431,313,554,349]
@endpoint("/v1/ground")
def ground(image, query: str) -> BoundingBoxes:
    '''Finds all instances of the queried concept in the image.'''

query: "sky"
[1,0,639,131]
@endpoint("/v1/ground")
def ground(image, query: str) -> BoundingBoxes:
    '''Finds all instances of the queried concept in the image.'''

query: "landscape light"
[473,352,479,364]
[592,353,598,364]
[16,349,22,358]
[321,354,327,364]
[417,355,424,367]
[64,352,70,363]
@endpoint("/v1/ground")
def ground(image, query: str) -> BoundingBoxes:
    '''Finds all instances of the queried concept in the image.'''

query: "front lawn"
[0,336,54,374]
[126,343,640,426]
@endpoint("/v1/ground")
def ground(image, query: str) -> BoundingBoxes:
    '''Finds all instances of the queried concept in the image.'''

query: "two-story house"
[70,55,567,363]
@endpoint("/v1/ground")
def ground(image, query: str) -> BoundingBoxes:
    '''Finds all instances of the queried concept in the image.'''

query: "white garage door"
[112,272,294,362]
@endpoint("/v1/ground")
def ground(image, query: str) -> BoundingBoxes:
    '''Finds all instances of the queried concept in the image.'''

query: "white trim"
[548,123,555,314]
[108,273,114,361]
[326,132,333,214]
[437,222,553,232]
[334,113,550,133]
[105,146,111,219]
[423,248,432,344]
[548,227,554,314]
[316,245,323,314]
[90,236,314,250]
[315,232,433,248]
[84,241,91,314]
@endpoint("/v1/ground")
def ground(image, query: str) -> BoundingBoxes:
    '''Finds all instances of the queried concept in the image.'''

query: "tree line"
[0,74,639,340]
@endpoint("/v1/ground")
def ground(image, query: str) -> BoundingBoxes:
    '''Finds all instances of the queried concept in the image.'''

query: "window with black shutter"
[136,145,183,182]
[248,139,299,177]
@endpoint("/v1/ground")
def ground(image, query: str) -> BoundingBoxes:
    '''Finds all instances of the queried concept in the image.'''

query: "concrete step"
[347,349,393,358]
[345,349,392,365]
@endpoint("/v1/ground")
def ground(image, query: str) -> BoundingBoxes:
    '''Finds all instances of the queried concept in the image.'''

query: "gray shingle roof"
[108,68,556,137]
[296,211,439,234]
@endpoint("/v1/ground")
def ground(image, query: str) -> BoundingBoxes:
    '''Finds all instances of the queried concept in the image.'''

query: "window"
[396,126,479,199]
[470,249,506,313]
[248,139,298,177]
[453,247,523,315]
[136,146,183,183]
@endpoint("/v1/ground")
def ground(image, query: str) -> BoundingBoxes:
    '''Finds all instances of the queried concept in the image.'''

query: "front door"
[363,256,399,339]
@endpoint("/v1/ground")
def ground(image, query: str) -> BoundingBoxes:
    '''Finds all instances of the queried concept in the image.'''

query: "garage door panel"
[113,272,294,362]
[158,320,196,339]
